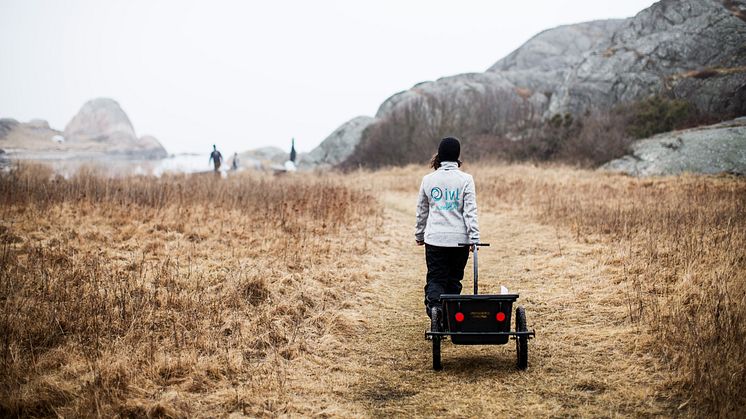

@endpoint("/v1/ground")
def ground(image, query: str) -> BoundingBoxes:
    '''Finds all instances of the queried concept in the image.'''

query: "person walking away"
[231,152,240,170]
[414,137,480,330]
[209,145,223,172]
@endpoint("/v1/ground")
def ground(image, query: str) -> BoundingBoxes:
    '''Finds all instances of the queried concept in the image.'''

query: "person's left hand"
[416,240,424,246]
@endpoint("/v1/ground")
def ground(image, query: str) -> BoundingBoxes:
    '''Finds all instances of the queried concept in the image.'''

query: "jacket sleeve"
[415,179,429,242]
[463,176,480,243]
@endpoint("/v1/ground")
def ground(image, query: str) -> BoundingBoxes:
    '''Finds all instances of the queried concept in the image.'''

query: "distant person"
[415,137,480,330]
[282,138,297,172]
[289,138,297,163]
[209,145,223,172]
[231,152,239,170]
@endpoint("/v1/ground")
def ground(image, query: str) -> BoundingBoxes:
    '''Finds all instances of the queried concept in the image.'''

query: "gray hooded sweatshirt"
[415,161,480,247]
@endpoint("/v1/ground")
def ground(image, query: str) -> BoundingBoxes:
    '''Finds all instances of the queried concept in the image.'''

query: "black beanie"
[437,137,460,162]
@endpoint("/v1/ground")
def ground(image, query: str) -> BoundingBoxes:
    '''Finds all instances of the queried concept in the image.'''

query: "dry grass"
[0,164,382,417]
[680,66,746,79]
[471,164,746,416]
[360,163,745,416]
[1,161,744,417]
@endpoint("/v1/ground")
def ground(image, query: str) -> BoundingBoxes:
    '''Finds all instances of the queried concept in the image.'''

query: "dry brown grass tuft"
[532,172,746,416]
[472,164,746,416]
[0,164,382,417]
[1,161,743,416]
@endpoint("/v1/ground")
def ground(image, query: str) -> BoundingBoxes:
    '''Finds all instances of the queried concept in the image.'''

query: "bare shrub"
[344,85,533,169]
[556,111,636,166]
[344,94,728,169]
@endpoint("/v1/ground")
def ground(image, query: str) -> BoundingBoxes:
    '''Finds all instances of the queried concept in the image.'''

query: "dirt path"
[289,190,673,417]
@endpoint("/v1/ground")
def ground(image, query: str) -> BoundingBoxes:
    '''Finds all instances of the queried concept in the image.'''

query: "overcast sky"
[0,0,656,154]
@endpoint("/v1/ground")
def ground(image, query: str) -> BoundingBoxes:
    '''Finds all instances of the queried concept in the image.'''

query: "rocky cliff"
[337,0,746,171]
[549,0,746,116]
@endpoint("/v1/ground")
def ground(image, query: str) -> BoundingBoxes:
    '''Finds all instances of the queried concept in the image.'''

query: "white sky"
[0,0,656,154]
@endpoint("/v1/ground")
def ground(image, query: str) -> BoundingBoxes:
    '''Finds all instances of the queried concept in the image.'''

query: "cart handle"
[457,243,489,294]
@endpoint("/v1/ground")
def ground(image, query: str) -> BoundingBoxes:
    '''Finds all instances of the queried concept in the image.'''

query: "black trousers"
[424,244,470,314]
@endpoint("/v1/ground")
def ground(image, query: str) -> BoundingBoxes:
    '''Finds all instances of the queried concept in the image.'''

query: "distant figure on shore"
[231,152,240,170]
[285,138,297,171]
[272,138,299,174]
[209,145,223,172]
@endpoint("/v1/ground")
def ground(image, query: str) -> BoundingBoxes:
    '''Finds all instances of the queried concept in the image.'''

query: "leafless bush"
[344,85,534,169]
[344,93,728,169]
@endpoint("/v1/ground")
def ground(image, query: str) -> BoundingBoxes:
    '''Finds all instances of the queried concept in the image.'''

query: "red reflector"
[455,312,465,322]
[496,312,506,322]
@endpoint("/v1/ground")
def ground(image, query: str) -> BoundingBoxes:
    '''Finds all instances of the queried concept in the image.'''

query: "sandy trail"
[289,190,673,417]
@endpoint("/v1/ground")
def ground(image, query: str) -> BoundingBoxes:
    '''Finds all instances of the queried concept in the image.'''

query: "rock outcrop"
[334,0,746,169]
[27,119,50,130]
[239,117,375,170]
[0,119,19,139]
[135,135,169,159]
[240,147,290,164]
[373,19,623,127]
[488,20,623,75]
[64,98,137,144]
[64,98,167,159]
[0,118,63,155]
[601,117,746,176]
[1,98,168,161]
[300,116,374,168]
[238,146,289,167]
[549,0,746,117]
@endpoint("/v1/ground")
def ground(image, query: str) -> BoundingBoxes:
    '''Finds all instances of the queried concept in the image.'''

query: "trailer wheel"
[433,336,442,370]
[515,306,528,370]
[431,306,442,370]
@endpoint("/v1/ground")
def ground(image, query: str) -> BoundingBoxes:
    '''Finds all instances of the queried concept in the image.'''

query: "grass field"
[1,163,744,417]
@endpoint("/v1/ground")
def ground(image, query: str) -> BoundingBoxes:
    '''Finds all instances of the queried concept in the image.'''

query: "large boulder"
[601,117,746,176]
[64,98,167,159]
[64,98,137,144]
[300,116,374,168]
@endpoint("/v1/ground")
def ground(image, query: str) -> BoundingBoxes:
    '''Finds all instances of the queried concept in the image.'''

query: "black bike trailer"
[425,243,536,370]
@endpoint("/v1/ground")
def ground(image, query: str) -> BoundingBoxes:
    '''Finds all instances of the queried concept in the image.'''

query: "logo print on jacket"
[431,187,459,211]
[430,187,443,201]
